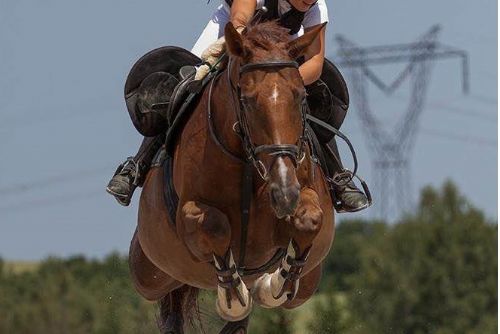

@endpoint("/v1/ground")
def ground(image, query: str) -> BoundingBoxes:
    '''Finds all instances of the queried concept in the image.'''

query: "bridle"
[226,57,308,181]
[205,55,311,274]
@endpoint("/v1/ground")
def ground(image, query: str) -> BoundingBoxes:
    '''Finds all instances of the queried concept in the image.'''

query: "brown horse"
[129,21,335,334]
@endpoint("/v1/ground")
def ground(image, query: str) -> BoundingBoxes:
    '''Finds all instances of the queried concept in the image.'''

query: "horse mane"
[243,21,292,60]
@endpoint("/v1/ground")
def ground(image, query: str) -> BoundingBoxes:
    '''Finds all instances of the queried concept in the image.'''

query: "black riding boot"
[323,139,369,213]
[306,79,370,213]
[106,135,164,206]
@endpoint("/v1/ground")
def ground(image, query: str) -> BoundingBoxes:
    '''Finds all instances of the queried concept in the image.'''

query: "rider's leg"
[306,79,369,213]
[106,135,163,206]
[107,68,179,206]
[191,5,228,58]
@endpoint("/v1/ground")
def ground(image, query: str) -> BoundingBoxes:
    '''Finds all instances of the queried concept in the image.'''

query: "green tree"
[349,181,497,334]
[0,254,158,334]
[307,293,355,334]
[320,219,387,292]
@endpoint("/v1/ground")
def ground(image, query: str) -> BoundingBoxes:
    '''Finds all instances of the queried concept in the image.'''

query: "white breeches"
[191,4,230,58]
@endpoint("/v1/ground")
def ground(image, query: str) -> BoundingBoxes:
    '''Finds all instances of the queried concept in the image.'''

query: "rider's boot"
[323,139,370,213]
[106,135,163,206]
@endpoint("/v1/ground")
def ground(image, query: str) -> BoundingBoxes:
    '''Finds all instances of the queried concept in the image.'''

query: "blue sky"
[0,0,497,260]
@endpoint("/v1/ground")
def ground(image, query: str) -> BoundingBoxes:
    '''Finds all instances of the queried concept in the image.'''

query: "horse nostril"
[286,185,300,208]
[269,183,300,217]
[270,184,280,206]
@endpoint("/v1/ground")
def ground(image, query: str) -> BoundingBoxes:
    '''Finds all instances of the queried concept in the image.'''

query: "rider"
[106,0,369,213]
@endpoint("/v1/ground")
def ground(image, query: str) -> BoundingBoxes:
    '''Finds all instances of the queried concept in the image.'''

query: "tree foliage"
[249,306,294,334]
[0,253,157,334]
[345,181,497,334]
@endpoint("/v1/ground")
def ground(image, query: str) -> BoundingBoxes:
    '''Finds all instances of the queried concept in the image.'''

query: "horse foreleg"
[129,229,183,301]
[179,201,252,322]
[252,187,323,308]
[282,263,322,309]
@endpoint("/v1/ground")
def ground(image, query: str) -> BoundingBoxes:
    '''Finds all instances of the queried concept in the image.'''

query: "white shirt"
[222,0,329,29]
[192,0,329,57]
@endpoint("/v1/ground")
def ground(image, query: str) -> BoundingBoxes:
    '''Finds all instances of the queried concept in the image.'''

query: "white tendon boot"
[252,240,310,308]
[213,250,253,322]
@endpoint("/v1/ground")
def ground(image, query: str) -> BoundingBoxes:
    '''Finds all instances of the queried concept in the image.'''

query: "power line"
[390,94,497,122]
[0,165,113,196]
[419,128,497,147]
[0,188,105,214]
[0,96,120,131]
[468,94,498,105]
[347,122,496,148]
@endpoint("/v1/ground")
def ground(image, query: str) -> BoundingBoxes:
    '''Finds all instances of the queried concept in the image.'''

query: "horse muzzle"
[269,182,300,219]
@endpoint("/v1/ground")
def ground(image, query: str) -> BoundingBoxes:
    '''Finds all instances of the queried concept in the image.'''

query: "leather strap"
[240,61,299,74]
[305,114,359,186]
[238,160,253,271]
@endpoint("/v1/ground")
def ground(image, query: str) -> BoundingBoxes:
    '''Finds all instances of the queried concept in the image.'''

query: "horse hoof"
[218,316,249,334]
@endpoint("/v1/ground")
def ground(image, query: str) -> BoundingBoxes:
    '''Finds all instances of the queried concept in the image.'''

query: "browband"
[240,61,299,75]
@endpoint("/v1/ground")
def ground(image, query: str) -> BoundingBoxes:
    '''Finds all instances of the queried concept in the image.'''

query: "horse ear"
[287,22,327,59]
[225,22,246,58]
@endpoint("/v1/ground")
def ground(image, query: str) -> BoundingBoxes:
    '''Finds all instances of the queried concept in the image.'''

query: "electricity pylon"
[336,25,469,221]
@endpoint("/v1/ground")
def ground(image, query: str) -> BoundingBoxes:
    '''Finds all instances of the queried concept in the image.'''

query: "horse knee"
[292,189,323,248]
[181,201,231,261]
[293,205,323,236]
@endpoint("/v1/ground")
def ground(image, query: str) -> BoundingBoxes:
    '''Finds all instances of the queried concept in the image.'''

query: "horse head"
[224,21,325,219]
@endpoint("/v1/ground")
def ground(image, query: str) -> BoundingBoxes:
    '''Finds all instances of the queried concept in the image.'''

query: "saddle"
[124,46,201,137]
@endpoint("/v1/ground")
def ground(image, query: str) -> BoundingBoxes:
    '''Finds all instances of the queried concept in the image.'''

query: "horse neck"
[210,60,245,158]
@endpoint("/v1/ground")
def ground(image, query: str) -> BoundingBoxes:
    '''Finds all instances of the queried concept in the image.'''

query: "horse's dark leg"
[157,286,200,334]
[179,201,252,322]
[219,316,250,334]
[253,188,323,308]
[157,288,185,334]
